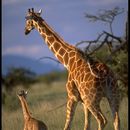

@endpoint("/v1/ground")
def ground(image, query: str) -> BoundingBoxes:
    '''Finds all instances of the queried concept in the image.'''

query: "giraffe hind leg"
[87,105,107,130]
[106,85,120,130]
[108,97,120,130]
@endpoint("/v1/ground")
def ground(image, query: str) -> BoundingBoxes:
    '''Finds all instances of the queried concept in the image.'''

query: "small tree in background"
[76,7,128,98]
[2,67,36,90]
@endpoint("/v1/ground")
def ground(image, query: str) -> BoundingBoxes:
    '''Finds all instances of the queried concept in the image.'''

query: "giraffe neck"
[32,18,77,69]
[19,97,31,120]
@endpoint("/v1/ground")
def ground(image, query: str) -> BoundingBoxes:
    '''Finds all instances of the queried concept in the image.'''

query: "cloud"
[2,44,53,59]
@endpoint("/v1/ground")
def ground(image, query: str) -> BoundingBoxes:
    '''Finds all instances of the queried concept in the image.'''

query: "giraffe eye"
[28,21,31,24]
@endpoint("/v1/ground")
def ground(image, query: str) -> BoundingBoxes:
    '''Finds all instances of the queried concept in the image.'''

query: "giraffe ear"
[25,91,28,95]
[32,8,34,12]
[38,9,42,15]
[28,8,31,13]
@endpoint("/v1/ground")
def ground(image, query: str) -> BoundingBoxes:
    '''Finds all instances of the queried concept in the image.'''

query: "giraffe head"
[17,90,28,99]
[24,8,42,35]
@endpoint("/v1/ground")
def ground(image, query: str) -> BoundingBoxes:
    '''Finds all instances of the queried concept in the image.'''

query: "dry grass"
[2,81,128,130]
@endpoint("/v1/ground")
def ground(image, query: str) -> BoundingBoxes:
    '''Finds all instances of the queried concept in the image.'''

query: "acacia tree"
[85,7,124,35]
[76,7,128,97]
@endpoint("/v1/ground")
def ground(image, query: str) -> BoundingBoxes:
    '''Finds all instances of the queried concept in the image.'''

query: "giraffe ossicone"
[24,8,120,130]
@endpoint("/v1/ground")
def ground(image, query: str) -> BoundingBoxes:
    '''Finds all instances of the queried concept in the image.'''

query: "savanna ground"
[2,81,128,130]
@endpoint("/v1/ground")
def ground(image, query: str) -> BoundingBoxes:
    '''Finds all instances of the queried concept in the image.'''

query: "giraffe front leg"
[24,123,27,130]
[82,103,91,130]
[64,98,77,130]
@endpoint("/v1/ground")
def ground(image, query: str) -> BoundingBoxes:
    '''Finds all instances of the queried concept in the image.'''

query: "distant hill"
[2,55,62,75]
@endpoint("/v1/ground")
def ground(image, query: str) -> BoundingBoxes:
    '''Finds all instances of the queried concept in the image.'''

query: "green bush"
[2,67,36,90]
[36,71,67,84]
[3,91,20,111]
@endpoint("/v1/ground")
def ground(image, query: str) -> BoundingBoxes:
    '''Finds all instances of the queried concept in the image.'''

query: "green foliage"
[2,66,68,90]
[111,50,128,97]
[92,45,128,97]
[91,45,109,61]
[3,93,19,111]
[2,67,36,90]
[36,70,67,85]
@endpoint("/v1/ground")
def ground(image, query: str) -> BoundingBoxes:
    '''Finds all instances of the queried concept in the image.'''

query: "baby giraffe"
[17,90,48,130]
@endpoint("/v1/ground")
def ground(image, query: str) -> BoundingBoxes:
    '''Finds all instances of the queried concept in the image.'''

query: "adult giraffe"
[24,8,120,130]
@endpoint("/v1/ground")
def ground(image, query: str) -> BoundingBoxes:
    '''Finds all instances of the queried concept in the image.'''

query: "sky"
[2,0,128,65]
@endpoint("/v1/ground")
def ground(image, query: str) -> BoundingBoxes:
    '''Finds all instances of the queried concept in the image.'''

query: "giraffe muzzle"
[25,29,30,35]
